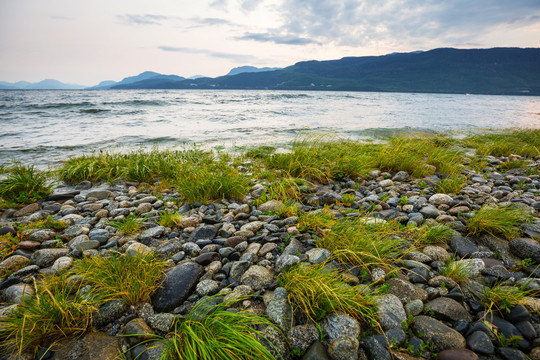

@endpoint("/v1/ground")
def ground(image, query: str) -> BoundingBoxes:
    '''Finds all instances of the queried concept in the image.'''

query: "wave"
[102,99,168,107]
[79,108,110,114]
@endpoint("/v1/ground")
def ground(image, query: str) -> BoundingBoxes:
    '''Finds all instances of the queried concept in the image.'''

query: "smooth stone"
[193,252,220,266]
[1,283,34,304]
[424,297,471,321]
[306,248,331,264]
[450,236,478,257]
[31,248,70,267]
[275,254,300,272]
[126,243,152,256]
[322,312,360,345]
[376,294,407,331]
[195,279,219,296]
[258,200,284,212]
[499,347,528,360]
[266,287,293,331]
[428,276,457,289]
[509,238,540,263]
[240,221,265,233]
[191,226,218,241]
[93,299,128,327]
[412,315,466,352]
[282,238,305,257]
[423,246,450,262]
[419,204,441,218]
[28,229,56,242]
[405,299,424,317]
[146,313,177,332]
[429,193,453,205]
[53,331,121,360]
[503,305,531,324]
[85,190,111,200]
[328,336,359,360]
[438,349,479,360]
[229,260,251,281]
[0,255,32,276]
[240,265,274,290]
[51,256,73,274]
[47,190,80,201]
[151,262,203,312]
[0,224,17,236]
[288,323,319,352]
[467,330,494,354]
[302,341,330,360]
[360,335,391,360]
[124,318,155,345]
[13,203,40,217]
[224,236,247,248]
[140,226,165,239]
[387,278,428,304]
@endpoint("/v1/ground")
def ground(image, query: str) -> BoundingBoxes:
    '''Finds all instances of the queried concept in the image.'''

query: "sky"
[1,0,539,86]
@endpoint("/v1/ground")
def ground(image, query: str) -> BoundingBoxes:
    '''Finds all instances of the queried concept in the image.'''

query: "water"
[1,90,539,168]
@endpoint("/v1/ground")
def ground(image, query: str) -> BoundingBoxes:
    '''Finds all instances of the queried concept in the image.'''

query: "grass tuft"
[461,129,540,157]
[161,295,279,360]
[158,210,183,228]
[72,251,166,305]
[436,176,467,194]
[280,263,379,325]
[467,204,534,239]
[107,214,145,235]
[482,282,533,312]
[439,259,474,283]
[0,162,51,204]
[0,233,21,262]
[0,273,101,355]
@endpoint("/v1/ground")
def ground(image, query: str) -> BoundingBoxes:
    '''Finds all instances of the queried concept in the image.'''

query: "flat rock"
[322,312,360,345]
[240,265,274,290]
[376,294,407,331]
[13,203,40,217]
[151,261,202,312]
[266,287,293,331]
[387,278,428,304]
[140,226,165,239]
[450,236,478,257]
[47,190,80,201]
[412,315,466,352]
[425,297,470,321]
[31,248,70,267]
[191,226,217,241]
[467,330,494,355]
[53,331,121,360]
[0,255,32,276]
[438,349,479,360]
[1,283,34,304]
[509,238,540,263]
[85,190,111,200]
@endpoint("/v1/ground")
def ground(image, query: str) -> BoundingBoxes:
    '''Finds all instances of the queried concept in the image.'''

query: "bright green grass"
[0,162,52,204]
[107,214,145,235]
[439,259,475,283]
[160,295,279,360]
[461,129,540,157]
[482,282,533,312]
[436,175,468,194]
[280,263,379,325]
[72,251,166,305]
[467,204,534,239]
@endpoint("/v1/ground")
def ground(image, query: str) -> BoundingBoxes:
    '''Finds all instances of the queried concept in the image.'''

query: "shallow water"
[1,90,539,168]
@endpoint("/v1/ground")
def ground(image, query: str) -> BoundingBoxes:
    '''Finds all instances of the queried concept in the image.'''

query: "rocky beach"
[0,130,539,360]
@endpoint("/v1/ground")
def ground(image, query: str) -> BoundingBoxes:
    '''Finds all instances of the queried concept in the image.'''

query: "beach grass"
[160,295,279,360]
[107,214,145,235]
[280,263,379,325]
[439,259,475,283]
[157,210,183,228]
[460,129,540,157]
[467,204,534,239]
[436,175,468,194]
[72,251,166,305]
[482,282,533,312]
[0,162,52,204]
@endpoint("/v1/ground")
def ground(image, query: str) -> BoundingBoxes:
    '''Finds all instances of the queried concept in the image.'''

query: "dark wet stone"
[302,340,330,360]
[224,236,246,248]
[509,238,540,263]
[360,336,391,360]
[481,265,512,280]
[46,190,80,201]
[194,252,220,266]
[499,347,527,360]
[191,226,218,241]
[502,305,531,324]
[425,297,470,321]
[412,316,466,352]
[152,262,203,313]
[521,223,540,239]
[0,224,17,236]
[438,349,479,360]
[466,331,494,354]
[450,236,478,257]
[93,300,128,327]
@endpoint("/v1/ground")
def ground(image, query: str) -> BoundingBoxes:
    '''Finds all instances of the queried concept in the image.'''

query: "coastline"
[0,129,539,359]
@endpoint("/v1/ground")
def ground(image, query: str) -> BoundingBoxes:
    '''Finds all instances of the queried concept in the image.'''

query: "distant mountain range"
[2,48,539,95]
[0,79,86,90]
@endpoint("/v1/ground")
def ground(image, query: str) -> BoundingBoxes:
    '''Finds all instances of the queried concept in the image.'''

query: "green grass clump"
[461,129,540,157]
[439,259,474,283]
[436,175,468,194]
[0,233,21,262]
[244,145,276,159]
[415,223,455,244]
[107,214,145,235]
[28,215,67,231]
[280,263,379,325]
[158,210,183,228]
[316,218,410,269]
[161,295,279,360]
[482,282,532,312]
[175,162,250,202]
[297,208,337,232]
[72,251,166,305]
[0,273,101,355]
[0,163,51,204]
[467,204,534,239]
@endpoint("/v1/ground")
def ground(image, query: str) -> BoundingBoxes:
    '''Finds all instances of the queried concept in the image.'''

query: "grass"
[467,204,534,239]
[0,233,21,263]
[158,210,183,228]
[0,162,52,204]
[160,295,280,360]
[436,175,467,194]
[482,282,533,312]
[0,273,102,355]
[27,215,68,231]
[72,251,166,305]
[297,207,337,232]
[279,263,379,325]
[439,259,474,283]
[316,218,410,269]
[461,129,540,157]
[415,223,455,245]
[107,214,145,235]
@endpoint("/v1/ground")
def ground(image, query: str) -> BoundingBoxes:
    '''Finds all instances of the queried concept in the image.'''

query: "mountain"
[226,66,282,76]
[107,48,540,95]
[88,71,186,89]
[0,79,86,89]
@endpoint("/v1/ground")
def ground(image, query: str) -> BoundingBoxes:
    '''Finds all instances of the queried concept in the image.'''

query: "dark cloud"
[236,32,319,45]
[158,46,257,62]
[271,0,540,47]
[119,14,170,25]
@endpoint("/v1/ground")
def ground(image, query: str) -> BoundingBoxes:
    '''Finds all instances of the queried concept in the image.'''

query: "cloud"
[50,16,72,21]
[270,0,540,47]
[119,14,170,25]
[236,32,319,45]
[158,46,258,62]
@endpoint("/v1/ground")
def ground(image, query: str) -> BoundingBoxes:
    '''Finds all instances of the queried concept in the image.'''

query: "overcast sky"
[1,0,539,85]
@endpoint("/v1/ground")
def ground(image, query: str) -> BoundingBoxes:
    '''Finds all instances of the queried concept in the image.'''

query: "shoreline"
[0,129,539,359]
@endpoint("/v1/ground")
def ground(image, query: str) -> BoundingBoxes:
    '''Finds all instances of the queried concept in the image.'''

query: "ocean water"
[1,90,539,169]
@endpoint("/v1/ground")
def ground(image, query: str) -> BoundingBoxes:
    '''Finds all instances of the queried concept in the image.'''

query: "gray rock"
[429,194,453,205]
[85,190,111,200]
[438,349,479,360]
[51,256,73,274]
[258,200,284,212]
[1,283,34,304]
[53,331,121,360]
[147,313,177,332]
[302,341,330,360]
[141,226,165,239]
[93,299,128,327]
[425,297,471,321]
[267,287,293,331]
[521,223,540,239]
[195,279,219,296]
[405,299,424,317]
[229,260,251,281]
[376,294,407,331]
[328,336,359,360]
[467,330,494,355]
[420,205,441,218]
[260,326,291,360]
[322,312,360,345]
[275,255,300,272]
[152,262,203,312]
[450,236,478,257]
[28,229,56,242]
[306,248,331,264]
[0,255,32,276]
[412,315,466,352]
[31,248,70,267]
[322,192,342,205]
[360,336,391,360]
[392,171,409,182]
[288,323,319,352]
[240,265,274,290]
[191,226,218,241]
[509,238,540,263]
[387,278,428,304]
[282,238,305,257]
[13,203,40,217]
